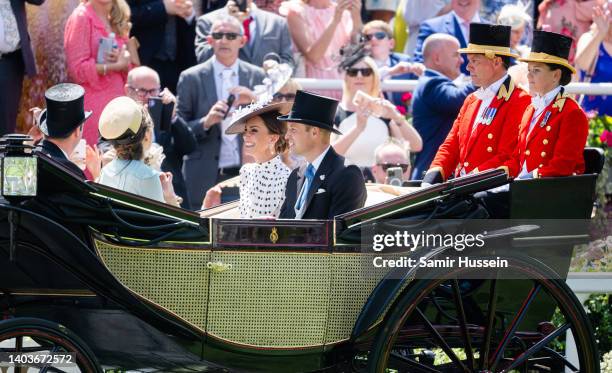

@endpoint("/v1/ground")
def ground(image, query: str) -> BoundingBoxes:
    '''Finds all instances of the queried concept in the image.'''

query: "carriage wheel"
[367,253,599,373]
[0,317,102,373]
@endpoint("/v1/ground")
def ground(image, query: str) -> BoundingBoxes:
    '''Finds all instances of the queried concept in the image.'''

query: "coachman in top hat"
[503,31,588,178]
[423,23,531,184]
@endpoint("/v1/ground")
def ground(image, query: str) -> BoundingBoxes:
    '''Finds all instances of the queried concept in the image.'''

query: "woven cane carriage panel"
[325,253,386,343]
[95,239,210,329]
[207,251,331,348]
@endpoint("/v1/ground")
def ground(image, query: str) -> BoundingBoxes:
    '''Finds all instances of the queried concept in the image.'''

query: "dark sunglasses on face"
[361,31,389,42]
[378,163,410,172]
[128,86,161,97]
[211,32,240,40]
[273,93,296,101]
[346,67,374,77]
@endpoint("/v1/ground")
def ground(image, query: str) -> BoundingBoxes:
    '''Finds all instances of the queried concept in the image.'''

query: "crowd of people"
[1,0,610,219]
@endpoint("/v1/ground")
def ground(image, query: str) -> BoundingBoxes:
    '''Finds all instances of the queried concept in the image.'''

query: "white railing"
[294,79,612,95]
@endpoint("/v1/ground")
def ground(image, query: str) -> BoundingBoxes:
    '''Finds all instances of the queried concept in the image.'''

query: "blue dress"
[581,44,612,116]
[98,159,164,202]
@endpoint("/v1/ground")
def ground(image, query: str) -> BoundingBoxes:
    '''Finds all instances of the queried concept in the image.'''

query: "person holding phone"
[332,50,422,172]
[195,0,294,68]
[64,0,134,149]
[177,16,265,210]
[125,66,197,208]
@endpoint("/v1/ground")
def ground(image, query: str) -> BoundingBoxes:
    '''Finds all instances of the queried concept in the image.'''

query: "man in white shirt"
[278,90,367,219]
[176,15,265,209]
[412,0,483,74]
[0,0,45,136]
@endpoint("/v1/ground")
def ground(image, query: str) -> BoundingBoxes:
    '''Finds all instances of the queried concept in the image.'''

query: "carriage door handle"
[207,261,233,273]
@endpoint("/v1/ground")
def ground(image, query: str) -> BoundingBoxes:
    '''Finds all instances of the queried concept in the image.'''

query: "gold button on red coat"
[525,150,530,156]
[541,152,546,157]
[543,139,549,145]
[487,147,493,152]
[487,133,493,139]
[464,162,469,167]
[546,126,551,132]
[539,164,543,168]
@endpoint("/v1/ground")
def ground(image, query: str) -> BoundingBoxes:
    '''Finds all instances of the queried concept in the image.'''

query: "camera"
[385,167,404,186]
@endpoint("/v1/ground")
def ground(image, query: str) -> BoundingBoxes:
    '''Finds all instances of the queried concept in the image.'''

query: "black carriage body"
[0,139,603,373]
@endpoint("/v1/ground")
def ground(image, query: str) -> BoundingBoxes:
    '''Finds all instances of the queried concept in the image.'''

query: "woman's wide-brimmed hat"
[225,102,292,135]
[98,96,144,145]
[277,90,342,135]
[458,23,519,59]
[519,30,576,73]
[39,83,92,138]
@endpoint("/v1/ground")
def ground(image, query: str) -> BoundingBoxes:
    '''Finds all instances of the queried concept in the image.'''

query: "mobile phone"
[385,167,403,186]
[148,97,174,132]
[235,0,247,12]
[223,94,236,120]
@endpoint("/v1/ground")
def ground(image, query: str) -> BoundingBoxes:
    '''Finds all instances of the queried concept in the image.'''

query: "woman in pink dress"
[64,0,132,147]
[279,0,362,99]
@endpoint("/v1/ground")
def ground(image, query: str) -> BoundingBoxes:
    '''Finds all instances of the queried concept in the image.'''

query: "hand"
[349,0,361,14]
[388,62,425,77]
[163,0,182,15]
[159,88,177,105]
[263,59,279,72]
[111,45,131,72]
[176,0,194,19]
[230,86,257,106]
[202,184,223,209]
[202,100,229,129]
[333,0,352,22]
[375,98,401,120]
[592,5,611,37]
[355,107,369,131]
[85,144,101,181]
[226,0,250,21]
[105,47,120,64]
[159,172,179,205]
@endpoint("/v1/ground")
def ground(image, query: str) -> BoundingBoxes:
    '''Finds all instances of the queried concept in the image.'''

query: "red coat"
[428,77,530,181]
[506,91,588,178]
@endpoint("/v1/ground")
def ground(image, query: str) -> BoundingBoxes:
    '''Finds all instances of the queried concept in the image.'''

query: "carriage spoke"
[389,351,442,373]
[451,279,475,370]
[415,307,471,372]
[501,323,570,372]
[479,278,497,370]
[490,283,541,371]
[542,346,580,372]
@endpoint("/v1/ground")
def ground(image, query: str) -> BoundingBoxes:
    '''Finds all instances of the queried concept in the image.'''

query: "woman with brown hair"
[204,103,292,218]
[98,97,181,206]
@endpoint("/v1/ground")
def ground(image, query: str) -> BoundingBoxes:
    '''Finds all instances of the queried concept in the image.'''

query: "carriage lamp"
[0,134,37,197]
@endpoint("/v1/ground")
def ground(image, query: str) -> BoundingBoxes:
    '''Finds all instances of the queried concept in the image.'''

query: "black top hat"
[458,23,518,58]
[277,90,342,135]
[39,83,92,138]
[519,30,576,73]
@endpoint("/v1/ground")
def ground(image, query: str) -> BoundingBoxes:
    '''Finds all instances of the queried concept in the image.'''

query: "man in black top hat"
[277,90,367,220]
[37,83,93,179]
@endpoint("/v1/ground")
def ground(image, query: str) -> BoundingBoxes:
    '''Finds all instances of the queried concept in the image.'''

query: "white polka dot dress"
[239,155,291,219]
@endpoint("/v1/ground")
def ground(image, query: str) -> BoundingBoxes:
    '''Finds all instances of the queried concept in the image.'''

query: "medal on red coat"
[541,111,551,127]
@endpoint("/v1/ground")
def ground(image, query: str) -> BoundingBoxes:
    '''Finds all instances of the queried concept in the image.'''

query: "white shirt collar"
[309,146,331,173]
[212,55,239,76]
[532,86,562,109]
[474,74,508,101]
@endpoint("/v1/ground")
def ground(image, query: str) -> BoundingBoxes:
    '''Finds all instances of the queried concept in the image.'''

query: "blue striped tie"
[296,164,315,211]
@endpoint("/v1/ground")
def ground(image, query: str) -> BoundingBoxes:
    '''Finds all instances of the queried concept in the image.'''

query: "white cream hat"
[98,96,143,144]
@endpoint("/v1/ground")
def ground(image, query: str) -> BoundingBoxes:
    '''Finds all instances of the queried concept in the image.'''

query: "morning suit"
[386,52,418,108]
[38,140,86,180]
[505,89,589,178]
[194,6,294,67]
[128,0,197,93]
[428,76,530,181]
[176,58,265,210]
[411,69,474,179]
[279,148,367,220]
[0,0,45,135]
[412,12,474,74]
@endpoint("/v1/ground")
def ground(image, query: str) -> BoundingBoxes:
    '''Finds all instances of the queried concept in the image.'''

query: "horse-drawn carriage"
[0,134,604,372]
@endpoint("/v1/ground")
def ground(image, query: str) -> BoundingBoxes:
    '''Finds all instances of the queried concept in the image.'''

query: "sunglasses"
[128,86,160,97]
[378,163,410,172]
[273,93,296,101]
[361,31,389,42]
[346,67,374,77]
[211,32,240,40]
